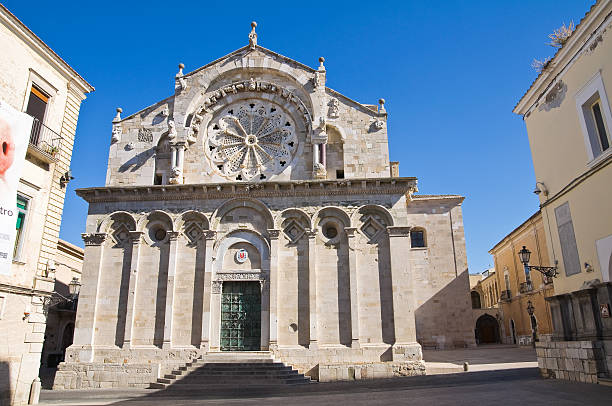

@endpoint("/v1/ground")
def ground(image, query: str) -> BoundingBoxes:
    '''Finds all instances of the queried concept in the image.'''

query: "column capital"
[128,231,144,245]
[306,229,317,239]
[82,233,107,246]
[211,280,223,294]
[204,230,217,240]
[267,229,281,240]
[167,231,181,241]
[344,227,358,238]
[386,226,411,237]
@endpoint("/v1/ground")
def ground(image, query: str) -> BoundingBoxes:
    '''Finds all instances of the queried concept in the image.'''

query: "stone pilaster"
[201,230,216,350]
[162,231,181,349]
[387,226,422,361]
[123,231,144,348]
[268,229,280,349]
[307,229,318,349]
[345,227,360,349]
[71,233,107,362]
[209,280,223,351]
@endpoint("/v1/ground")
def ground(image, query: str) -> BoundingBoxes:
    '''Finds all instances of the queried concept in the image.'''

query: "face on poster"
[0,100,32,275]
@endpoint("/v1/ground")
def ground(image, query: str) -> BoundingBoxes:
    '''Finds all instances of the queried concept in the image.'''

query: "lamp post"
[42,277,81,314]
[526,300,537,348]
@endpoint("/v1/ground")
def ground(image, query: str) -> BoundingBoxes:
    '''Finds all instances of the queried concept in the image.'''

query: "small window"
[25,86,49,145]
[591,101,610,152]
[576,72,612,161]
[14,195,28,259]
[410,229,426,248]
[336,170,344,179]
[153,174,162,185]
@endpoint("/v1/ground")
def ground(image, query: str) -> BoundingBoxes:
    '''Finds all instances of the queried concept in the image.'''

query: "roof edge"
[488,210,542,254]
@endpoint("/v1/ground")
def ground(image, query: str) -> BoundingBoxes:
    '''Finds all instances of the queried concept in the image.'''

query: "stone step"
[598,377,612,386]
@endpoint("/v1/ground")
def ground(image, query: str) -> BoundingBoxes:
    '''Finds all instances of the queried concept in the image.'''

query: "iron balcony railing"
[519,281,534,294]
[500,289,512,301]
[29,117,62,159]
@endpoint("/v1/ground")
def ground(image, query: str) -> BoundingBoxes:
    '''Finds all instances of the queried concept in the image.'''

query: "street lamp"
[526,300,537,347]
[68,277,81,298]
[518,246,558,280]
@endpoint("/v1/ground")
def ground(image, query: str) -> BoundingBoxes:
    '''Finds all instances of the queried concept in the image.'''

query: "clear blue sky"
[4,0,593,274]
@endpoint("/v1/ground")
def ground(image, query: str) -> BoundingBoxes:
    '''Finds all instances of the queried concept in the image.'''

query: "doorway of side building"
[510,319,517,345]
[475,314,500,344]
[220,281,261,351]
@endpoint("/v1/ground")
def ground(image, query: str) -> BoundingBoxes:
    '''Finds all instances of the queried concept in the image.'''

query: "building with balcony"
[0,4,93,405]
[489,211,554,347]
[513,0,612,383]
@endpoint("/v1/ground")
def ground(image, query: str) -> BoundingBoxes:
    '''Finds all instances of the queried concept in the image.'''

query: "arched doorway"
[475,314,499,344]
[471,291,481,309]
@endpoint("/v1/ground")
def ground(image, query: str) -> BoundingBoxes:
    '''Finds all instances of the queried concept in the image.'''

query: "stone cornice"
[76,177,417,204]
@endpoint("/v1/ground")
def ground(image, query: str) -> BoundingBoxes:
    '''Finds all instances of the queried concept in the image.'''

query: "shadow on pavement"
[110,368,541,404]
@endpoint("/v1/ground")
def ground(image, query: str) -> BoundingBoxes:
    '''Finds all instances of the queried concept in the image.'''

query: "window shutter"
[555,202,581,276]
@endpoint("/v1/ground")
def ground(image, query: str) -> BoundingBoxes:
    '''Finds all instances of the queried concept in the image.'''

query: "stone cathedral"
[55,24,475,388]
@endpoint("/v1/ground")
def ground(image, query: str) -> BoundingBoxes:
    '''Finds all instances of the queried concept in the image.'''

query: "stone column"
[268,229,280,349]
[387,226,422,361]
[209,280,223,351]
[170,145,177,168]
[345,227,360,348]
[321,144,326,168]
[201,231,216,351]
[307,230,318,349]
[162,231,180,349]
[176,142,185,168]
[123,231,144,348]
[71,233,107,362]
[313,143,320,166]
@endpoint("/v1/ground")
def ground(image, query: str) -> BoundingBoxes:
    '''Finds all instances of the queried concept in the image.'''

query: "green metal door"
[221,281,261,351]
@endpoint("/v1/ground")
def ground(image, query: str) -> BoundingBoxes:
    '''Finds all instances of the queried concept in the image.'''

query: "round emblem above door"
[235,248,249,263]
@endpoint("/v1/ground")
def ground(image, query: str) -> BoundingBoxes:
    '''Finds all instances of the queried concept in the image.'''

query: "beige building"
[489,211,554,346]
[0,4,93,405]
[513,0,612,383]
[470,269,501,344]
[54,24,475,389]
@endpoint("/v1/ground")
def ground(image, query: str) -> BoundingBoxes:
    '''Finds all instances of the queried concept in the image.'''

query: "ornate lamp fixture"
[518,246,558,279]
[42,277,81,315]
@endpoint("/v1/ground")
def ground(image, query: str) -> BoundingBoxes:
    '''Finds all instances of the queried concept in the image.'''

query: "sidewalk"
[423,344,538,374]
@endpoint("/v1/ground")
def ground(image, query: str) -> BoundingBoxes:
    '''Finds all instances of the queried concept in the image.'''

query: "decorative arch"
[275,208,311,229]
[98,211,137,234]
[175,210,210,231]
[213,229,271,274]
[212,198,274,231]
[352,205,394,227]
[312,206,351,229]
[137,210,174,232]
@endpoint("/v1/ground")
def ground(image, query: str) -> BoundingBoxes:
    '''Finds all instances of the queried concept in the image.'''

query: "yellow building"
[470,269,502,344]
[513,0,612,382]
[489,211,554,345]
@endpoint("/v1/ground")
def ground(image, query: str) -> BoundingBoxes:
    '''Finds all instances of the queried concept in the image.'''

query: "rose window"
[206,100,298,181]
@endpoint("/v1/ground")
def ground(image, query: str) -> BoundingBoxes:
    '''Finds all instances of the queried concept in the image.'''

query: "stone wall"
[536,335,608,383]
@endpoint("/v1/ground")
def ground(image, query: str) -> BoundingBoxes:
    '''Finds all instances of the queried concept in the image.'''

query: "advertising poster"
[0,99,32,275]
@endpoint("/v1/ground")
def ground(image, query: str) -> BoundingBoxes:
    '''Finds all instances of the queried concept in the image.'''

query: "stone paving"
[39,368,612,405]
[423,344,538,373]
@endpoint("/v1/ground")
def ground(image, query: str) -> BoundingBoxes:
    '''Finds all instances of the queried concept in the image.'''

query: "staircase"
[150,352,313,390]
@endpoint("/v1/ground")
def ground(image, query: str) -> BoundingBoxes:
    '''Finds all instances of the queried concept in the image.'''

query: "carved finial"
[249,21,258,49]
[176,63,187,92]
[379,98,386,113]
[318,57,325,71]
[113,107,122,122]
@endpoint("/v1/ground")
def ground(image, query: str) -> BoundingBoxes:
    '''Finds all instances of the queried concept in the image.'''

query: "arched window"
[410,228,426,248]
[471,291,481,309]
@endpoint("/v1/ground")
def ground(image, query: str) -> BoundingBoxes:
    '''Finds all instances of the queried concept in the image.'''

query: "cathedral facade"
[55,24,475,388]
